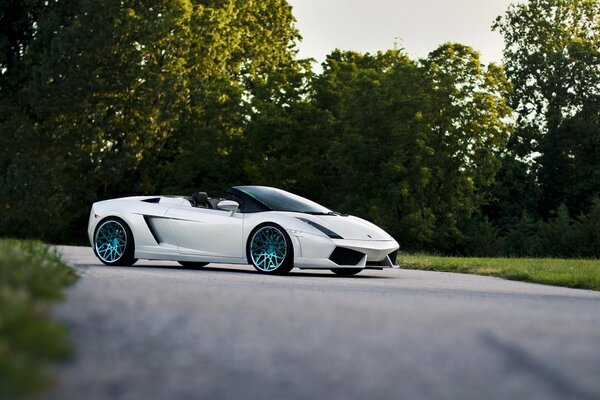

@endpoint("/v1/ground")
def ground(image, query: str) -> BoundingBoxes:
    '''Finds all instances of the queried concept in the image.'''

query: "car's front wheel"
[94,217,137,266]
[247,223,294,275]
[331,268,363,276]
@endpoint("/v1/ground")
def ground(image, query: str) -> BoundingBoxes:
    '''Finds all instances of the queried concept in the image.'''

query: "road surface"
[43,246,600,400]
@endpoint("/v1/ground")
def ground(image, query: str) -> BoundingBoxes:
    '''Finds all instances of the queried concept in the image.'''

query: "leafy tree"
[0,0,47,90]
[417,44,514,249]
[301,46,513,251]
[481,133,541,231]
[157,0,303,196]
[309,50,432,246]
[463,217,503,257]
[575,197,600,257]
[563,105,600,213]
[494,0,600,216]
[0,0,195,240]
[503,214,545,256]
[0,0,302,241]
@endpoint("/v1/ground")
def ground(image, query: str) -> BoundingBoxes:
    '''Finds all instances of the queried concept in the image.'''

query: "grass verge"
[398,254,600,291]
[0,239,79,398]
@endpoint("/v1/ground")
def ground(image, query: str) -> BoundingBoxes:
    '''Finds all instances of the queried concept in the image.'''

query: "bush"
[0,240,78,397]
[468,200,600,258]
[463,217,503,257]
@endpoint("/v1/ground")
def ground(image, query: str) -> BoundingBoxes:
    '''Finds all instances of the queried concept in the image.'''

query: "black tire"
[178,261,209,267]
[93,217,137,266]
[331,268,363,276]
[246,223,294,275]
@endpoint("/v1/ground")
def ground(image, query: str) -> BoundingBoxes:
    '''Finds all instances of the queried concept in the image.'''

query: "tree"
[309,50,431,246]
[1,0,195,240]
[416,44,514,250]
[0,0,303,241]
[0,0,49,90]
[302,46,513,251]
[494,0,600,216]
[157,0,303,196]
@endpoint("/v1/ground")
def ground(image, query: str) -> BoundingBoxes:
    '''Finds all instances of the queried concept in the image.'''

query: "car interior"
[189,192,242,210]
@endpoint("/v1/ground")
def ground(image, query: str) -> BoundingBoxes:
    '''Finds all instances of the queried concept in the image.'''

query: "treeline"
[0,0,599,257]
[469,201,600,258]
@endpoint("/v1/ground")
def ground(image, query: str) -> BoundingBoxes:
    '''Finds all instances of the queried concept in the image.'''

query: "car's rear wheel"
[247,223,293,275]
[331,268,363,276]
[94,217,137,266]
[178,261,209,268]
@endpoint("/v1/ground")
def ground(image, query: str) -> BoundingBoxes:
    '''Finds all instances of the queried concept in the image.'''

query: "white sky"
[287,0,518,66]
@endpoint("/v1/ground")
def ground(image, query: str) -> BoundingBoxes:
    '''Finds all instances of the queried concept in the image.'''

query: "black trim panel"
[388,250,398,266]
[329,247,364,265]
[296,217,343,239]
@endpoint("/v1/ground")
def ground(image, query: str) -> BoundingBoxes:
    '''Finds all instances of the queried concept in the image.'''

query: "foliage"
[0,0,599,258]
[463,217,503,257]
[0,0,302,242]
[240,46,513,251]
[465,199,600,258]
[298,46,512,250]
[0,0,47,90]
[1,0,195,239]
[481,127,541,232]
[494,0,599,132]
[0,240,78,397]
[416,44,513,249]
[493,0,600,216]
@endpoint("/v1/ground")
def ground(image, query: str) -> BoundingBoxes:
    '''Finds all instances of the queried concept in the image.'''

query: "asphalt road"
[43,246,600,400]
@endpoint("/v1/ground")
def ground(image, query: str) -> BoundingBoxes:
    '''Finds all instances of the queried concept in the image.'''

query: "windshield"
[234,186,332,214]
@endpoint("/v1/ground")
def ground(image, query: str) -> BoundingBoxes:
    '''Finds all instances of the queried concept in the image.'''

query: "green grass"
[0,239,79,398]
[398,254,600,291]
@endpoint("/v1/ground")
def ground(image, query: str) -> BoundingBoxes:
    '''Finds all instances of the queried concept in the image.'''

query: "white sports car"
[88,186,399,276]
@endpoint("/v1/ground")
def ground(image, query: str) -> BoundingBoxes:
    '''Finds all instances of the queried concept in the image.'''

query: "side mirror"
[217,200,239,216]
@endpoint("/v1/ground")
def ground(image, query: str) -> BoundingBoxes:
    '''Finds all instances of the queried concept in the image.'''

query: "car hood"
[294,213,393,241]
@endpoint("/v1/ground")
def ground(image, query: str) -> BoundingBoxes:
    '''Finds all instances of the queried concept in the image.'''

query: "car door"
[165,206,244,258]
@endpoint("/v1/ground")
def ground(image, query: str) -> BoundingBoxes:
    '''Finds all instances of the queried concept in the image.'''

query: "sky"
[287,0,518,66]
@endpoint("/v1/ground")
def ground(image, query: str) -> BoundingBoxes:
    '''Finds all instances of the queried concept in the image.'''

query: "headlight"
[296,217,343,239]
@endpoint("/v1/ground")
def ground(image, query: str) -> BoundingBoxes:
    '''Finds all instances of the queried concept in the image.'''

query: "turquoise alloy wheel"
[95,220,128,263]
[250,226,288,272]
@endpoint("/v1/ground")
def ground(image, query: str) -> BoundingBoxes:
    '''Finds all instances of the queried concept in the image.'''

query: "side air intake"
[144,216,164,244]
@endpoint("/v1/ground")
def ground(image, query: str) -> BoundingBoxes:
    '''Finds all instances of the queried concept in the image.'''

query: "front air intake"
[388,250,398,266]
[329,247,365,266]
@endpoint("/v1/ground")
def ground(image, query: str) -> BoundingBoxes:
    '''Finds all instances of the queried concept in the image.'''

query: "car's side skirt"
[135,250,246,265]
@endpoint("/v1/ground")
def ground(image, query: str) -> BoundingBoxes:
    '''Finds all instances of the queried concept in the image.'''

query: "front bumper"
[290,232,399,269]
